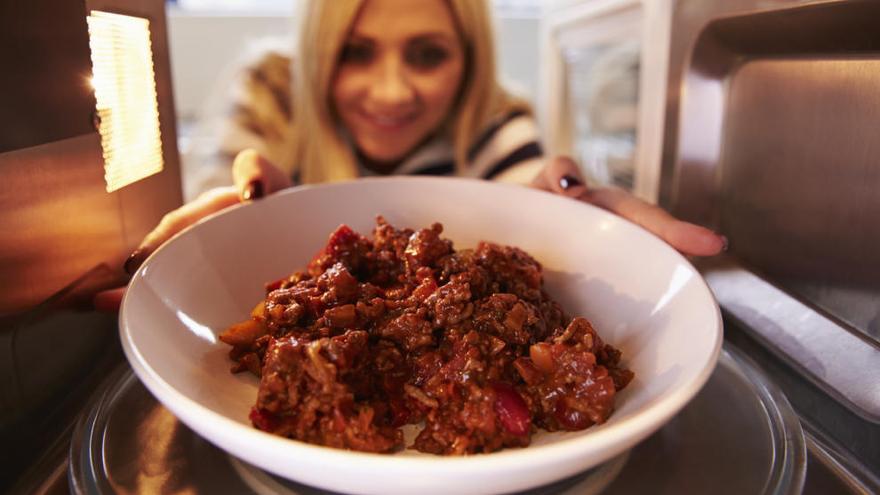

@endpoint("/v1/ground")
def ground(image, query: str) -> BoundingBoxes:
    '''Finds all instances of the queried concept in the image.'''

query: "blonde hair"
[285,0,531,183]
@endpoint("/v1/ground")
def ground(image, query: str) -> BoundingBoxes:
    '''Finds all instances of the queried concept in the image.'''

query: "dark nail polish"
[243,180,264,201]
[559,175,582,190]
[124,249,146,275]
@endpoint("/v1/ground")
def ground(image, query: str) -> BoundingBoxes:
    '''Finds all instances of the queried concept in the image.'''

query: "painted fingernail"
[124,249,147,275]
[721,235,730,252]
[559,175,582,190]
[242,180,264,201]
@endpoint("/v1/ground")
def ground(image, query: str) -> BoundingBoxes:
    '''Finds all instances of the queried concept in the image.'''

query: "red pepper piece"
[249,407,279,432]
[492,382,531,436]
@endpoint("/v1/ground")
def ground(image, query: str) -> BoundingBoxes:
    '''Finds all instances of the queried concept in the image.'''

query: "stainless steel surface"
[661,0,880,345]
[69,346,807,494]
[661,2,880,485]
[699,256,880,423]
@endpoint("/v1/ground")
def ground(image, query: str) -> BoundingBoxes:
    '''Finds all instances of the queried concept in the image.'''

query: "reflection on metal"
[664,0,880,486]
[87,10,164,192]
[699,256,880,424]
[663,0,880,345]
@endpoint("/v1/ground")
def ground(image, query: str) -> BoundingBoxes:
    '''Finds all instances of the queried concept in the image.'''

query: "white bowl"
[120,177,722,495]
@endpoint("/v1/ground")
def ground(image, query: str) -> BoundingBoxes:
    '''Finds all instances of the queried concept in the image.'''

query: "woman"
[97,0,724,309]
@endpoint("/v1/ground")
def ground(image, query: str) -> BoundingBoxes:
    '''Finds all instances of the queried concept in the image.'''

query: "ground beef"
[219,217,634,455]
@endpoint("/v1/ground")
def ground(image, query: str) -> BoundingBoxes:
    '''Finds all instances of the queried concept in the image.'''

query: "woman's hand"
[93,149,292,312]
[531,156,726,257]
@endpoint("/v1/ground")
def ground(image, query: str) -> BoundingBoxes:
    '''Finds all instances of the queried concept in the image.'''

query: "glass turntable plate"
[69,345,805,494]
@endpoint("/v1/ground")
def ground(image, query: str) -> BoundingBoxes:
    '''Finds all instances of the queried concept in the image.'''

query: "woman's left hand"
[531,156,726,257]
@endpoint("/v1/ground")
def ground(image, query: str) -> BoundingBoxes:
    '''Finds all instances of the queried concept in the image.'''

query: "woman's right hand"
[93,149,291,312]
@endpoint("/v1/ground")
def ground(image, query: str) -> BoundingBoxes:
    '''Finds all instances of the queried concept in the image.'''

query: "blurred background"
[166,0,648,201]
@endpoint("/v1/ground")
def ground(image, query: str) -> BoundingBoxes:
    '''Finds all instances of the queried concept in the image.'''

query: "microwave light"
[87,11,163,192]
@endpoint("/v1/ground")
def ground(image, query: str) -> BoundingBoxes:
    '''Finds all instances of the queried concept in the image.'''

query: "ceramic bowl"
[120,177,722,495]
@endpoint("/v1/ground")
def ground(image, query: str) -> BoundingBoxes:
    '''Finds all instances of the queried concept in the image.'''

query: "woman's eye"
[405,43,449,69]
[339,42,374,65]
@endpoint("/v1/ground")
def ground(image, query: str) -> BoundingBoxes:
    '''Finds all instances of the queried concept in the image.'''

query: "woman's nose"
[368,57,415,106]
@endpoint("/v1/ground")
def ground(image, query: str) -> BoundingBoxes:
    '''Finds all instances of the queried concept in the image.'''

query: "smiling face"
[331,0,466,169]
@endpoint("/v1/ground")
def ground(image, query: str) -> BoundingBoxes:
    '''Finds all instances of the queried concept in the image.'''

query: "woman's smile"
[358,108,419,131]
